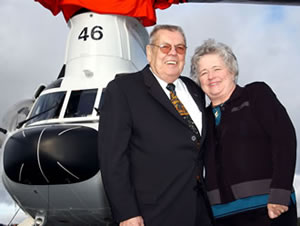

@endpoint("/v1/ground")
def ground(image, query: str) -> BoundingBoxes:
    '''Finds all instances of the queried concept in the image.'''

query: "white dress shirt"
[152,72,202,135]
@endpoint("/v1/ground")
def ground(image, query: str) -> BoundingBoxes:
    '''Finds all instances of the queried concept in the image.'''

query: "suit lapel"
[181,76,207,148]
[180,76,205,112]
[143,66,188,126]
[143,66,207,148]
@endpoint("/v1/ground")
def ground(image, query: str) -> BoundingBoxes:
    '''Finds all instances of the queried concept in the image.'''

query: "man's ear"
[146,45,152,63]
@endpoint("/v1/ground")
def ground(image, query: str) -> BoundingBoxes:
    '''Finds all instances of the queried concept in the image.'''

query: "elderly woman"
[191,39,297,226]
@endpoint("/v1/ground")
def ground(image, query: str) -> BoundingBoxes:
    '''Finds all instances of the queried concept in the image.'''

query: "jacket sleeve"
[248,82,297,206]
[98,79,141,222]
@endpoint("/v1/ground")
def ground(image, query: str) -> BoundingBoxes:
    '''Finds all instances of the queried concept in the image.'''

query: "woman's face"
[197,53,236,105]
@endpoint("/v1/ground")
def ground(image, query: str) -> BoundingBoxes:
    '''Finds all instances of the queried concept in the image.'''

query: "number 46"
[78,26,103,41]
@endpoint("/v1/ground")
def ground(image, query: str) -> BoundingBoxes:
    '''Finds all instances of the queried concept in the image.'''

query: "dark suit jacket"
[98,65,211,226]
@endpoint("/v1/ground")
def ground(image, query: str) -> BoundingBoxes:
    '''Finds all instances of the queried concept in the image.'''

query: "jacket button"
[191,135,196,141]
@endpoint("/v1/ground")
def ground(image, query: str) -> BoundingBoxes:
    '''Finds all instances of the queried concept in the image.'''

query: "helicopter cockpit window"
[27,91,66,124]
[64,89,97,118]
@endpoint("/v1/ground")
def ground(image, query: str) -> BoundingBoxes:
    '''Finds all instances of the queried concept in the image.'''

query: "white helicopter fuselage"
[1,11,148,226]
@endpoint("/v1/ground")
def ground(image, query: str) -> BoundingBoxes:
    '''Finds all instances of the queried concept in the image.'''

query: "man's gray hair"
[149,24,186,46]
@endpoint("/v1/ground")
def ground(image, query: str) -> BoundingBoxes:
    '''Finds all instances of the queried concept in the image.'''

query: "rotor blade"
[0,99,34,148]
[186,0,300,6]
[1,99,34,132]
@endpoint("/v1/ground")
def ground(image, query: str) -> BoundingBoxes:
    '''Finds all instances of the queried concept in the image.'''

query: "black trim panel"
[3,125,99,185]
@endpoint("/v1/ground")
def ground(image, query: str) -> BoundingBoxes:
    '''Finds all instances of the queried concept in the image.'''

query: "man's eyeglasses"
[150,43,187,55]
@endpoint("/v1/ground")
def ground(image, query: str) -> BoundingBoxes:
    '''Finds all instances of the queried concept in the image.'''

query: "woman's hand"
[120,216,144,226]
[267,203,288,219]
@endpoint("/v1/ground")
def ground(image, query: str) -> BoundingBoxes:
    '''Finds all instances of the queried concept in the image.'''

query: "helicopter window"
[64,89,97,118]
[26,92,66,124]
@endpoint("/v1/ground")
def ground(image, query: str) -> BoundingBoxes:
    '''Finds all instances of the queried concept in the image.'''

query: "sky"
[1,0,300,224]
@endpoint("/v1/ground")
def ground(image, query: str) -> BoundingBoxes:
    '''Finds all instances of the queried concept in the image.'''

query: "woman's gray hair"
[190,39,239,84]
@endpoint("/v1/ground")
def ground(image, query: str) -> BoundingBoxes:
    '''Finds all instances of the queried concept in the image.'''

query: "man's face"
[146,30,186,83]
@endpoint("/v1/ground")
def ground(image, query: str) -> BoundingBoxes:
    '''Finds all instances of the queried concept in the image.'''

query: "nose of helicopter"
[3,125,99,185]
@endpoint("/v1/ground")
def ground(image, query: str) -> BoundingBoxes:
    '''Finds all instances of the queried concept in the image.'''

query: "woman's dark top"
[204,82,297,217]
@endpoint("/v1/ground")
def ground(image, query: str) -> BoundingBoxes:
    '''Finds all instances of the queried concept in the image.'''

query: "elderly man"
[99,24,213,226]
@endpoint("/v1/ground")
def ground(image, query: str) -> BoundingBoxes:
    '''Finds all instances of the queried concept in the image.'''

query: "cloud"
[0,0,68,120]
[0,182,14,206]
[294,174,300,215]
[0,203,27,225]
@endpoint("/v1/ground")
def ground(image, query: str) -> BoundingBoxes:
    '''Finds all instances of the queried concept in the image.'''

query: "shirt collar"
[149,68,181,96]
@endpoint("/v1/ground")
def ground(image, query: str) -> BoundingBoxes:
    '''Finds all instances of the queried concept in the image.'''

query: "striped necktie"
[166,83,200,140]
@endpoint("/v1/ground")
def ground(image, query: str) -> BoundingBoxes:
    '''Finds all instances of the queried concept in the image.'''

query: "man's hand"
[120,216,144,226]
[267,203,288,219]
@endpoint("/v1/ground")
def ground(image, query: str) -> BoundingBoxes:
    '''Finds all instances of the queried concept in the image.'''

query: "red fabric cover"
[34,0,186,26]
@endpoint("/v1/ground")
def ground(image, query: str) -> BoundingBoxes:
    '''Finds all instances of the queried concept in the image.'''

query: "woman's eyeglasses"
[150,43,187,55]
